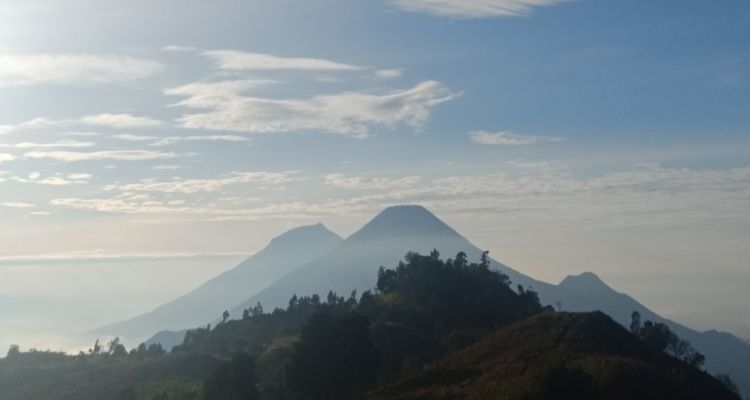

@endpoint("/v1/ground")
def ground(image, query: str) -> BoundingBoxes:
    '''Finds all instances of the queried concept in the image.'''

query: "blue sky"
[0,0,748,350]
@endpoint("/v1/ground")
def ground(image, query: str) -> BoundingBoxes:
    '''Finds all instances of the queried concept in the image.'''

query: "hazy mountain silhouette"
[94,224,342,341]
[224,205,749,395]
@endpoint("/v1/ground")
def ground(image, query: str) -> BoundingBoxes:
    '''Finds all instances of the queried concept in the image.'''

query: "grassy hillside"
[0,352,219,400]
[368,312,740,400]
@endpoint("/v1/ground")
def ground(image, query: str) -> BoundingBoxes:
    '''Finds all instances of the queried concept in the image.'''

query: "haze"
[0,0,748,354]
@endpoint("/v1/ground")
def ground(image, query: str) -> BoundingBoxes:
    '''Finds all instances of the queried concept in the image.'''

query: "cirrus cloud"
[80,113,163,129]
[469,130,566,145]
[0,53,163,87]
[24,150,176,162]
[204,50,362,71]
[390,0,572,18]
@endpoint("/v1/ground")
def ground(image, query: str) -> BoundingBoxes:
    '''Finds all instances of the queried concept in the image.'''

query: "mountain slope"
[228,205,750,396]
[368,312,739,400]
[94,224,342,341]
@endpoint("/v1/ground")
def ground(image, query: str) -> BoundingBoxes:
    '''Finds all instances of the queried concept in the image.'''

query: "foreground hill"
[94,224,342,342]
[369,312,739,400]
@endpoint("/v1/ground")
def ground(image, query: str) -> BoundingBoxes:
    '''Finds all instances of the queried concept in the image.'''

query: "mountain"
[226,205,750,396]
[229,205,552,315]
[368,312,740,400]
[94,224,342,342]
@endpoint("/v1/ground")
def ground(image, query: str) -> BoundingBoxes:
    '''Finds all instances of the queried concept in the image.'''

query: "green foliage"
[535,361,595,400]
[632,314,706,369]
[716,374,740,396]
[6,345,20,359]
[630,311,641,335]
[203,353,260,400]
[367,312,740,400]
[374,250,540,332]
[286,311,379,400]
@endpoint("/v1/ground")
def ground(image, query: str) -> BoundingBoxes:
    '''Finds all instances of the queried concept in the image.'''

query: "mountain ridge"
[93,223,343,342]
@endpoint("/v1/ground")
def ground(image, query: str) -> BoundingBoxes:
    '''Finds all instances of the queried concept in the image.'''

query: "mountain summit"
[348,205,460,242]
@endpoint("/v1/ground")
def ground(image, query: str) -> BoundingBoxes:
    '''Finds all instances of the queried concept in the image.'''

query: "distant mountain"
[368,312,740,400]
[94,224,342,341]
[226,205,750,396]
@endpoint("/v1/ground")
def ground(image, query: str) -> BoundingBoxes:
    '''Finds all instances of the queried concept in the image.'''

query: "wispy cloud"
[162,45,197,52]
[109,171,292,194]
[375,68,405,79]
[80,113,163,129]
[24,150,176,162]
[469,130,566,145]
[390,0,571,18]
[0,140,95,149]
[0,154,16,164]
[150,135,249,147]
[204,50,362,71]
[114,134,158,142]
[0,53,162,87]
[167,80,458,137]
[153,165,182,171]
[13,172,92,186]
[325,173,421,190]
[0,250,248,265]
[1,202,36,209]
[1,113,162,135]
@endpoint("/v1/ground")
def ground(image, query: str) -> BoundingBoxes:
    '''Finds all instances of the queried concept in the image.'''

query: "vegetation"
[630,311,706,368]
[0,250,740,400]
[368,312,739,400]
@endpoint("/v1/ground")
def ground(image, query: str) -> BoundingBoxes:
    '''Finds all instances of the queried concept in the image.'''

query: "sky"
[0,0,749,351]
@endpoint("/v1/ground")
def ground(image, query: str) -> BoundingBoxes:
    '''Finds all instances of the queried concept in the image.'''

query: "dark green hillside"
[368,312,740,400]
[0,351,219,400]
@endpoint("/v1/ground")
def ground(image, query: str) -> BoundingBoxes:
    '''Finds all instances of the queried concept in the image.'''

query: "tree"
[89,339,102,355]
[630,311,642,335]
[287,311,379,400]
[715,374,740,396]
[374,251,532,331]
[639,321,671,352]
[147,343,166,357]
[222,310,230,324]
[6,344,20,359]
[637,317,706,369]
[204,353,260,400]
